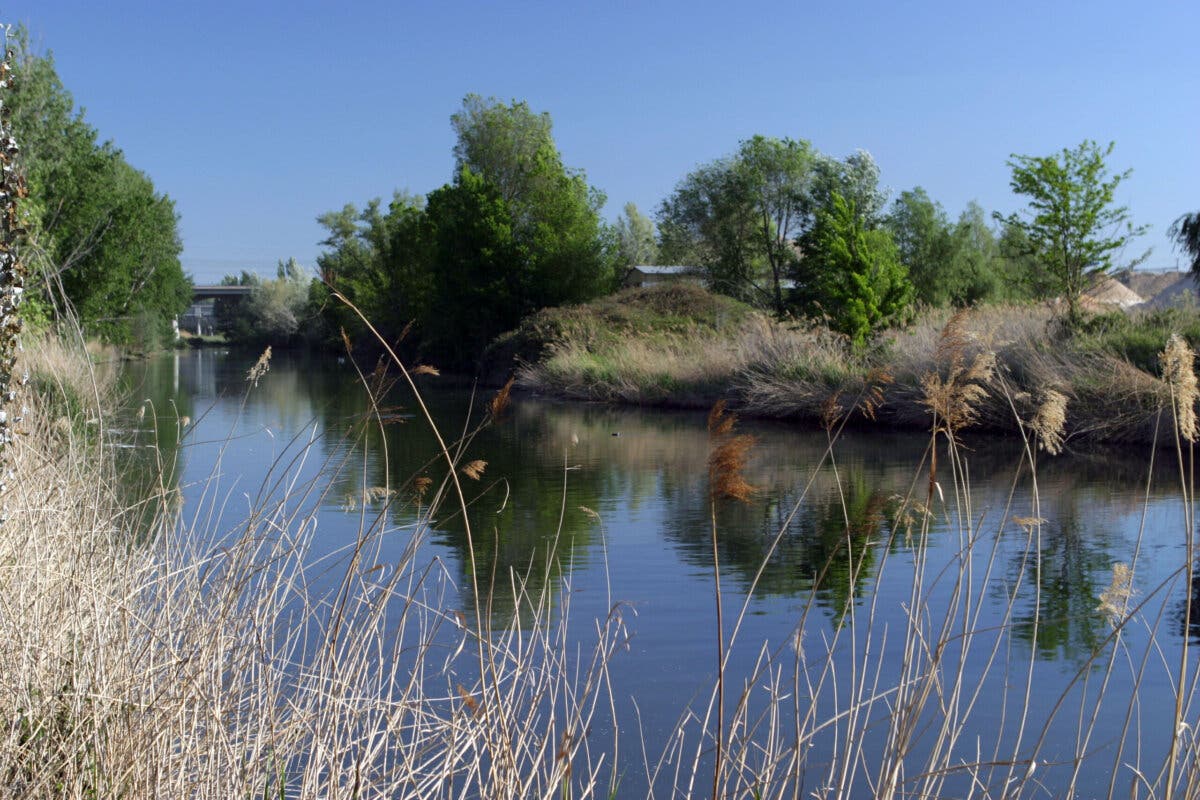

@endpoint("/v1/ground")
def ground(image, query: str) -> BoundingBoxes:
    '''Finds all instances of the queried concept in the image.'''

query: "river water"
[117,348,1200,797]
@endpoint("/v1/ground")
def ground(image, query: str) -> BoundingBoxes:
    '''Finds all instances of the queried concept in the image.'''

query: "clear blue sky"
[13,0,1200,283]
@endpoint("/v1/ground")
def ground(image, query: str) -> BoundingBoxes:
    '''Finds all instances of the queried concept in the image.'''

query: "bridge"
[192,284,254,300]
[180,285,254,336]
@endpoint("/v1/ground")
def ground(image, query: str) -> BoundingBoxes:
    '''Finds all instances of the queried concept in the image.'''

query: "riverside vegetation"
[10,298,1200,798]
[499,282,1200,447]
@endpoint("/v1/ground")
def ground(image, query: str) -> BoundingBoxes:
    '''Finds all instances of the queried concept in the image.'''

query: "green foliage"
[794,192,914,344]
[996,140,1148,320]
[885,187,957,306]
[314,192,431,348]
[885,192,1034,307]
[811,149,888,229]
[1169,212,1200,279]
[424,168,526,365]
[610,201,658,276]
[316,96,613,368]
[214,270,259,341]
[1074,306,1200,373]
[218,260,311,347]
[658,136,817,311]
[658,157,761,302]
[8,28,190,345]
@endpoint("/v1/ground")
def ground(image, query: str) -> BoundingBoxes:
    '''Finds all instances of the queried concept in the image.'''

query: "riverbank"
[492,284,1191,447]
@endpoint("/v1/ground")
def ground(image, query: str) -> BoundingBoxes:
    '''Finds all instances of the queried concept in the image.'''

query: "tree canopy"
[316,96,613,368]
[794,192,913,344]
[9,27,190,346]
[996,140,1147,320]
[658,136,821,312]
[1170,212,1200,280]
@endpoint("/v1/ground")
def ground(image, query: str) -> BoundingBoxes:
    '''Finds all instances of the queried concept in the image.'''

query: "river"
[116,347,1200,798]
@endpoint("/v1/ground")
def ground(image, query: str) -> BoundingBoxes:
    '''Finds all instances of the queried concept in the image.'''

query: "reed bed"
[517,286,1179,446]
[5,319,1200,799]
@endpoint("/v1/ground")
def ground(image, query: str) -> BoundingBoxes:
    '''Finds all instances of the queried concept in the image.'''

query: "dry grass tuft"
[491,375,514,419]
[707,400,757,503]
[920,349,995,439]
[412,363,440,376]
[461,459,487,480]
[246,345,272,386]
[1031,388,1068,455]
[1161,333,1198,442]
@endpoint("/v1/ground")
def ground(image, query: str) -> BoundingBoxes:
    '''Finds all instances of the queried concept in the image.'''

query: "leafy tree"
[423,168,526,365]
[1170,212,1200,279]
[314,192,431,347]
[316,96,613,368]
[885,187,956,306]
[610,201,658,276]
[738,135,817,312]
[658,135,818,311]
[217,261,311,346]
[8,27,190,344]
[250,259,311,343]
[996,140,1148,320]
[794,192,913,344]
[214,270,259,341]
[812,149,889,229]
[450,95,613,308]
[658,158,761,301]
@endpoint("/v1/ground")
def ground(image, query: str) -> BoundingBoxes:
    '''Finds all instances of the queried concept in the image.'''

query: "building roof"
[629,265,697,275]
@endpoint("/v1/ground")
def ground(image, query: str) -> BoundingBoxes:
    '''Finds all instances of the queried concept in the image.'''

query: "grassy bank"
[504,284,1192,446]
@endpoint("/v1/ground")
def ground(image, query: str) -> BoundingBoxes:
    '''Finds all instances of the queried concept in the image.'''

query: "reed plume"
[707,400,757,503]
[491,376,514,420]
[246,346,272,386]
[1161,333,1197,443]
[920,311,994,440]
[1031,388,1067,455]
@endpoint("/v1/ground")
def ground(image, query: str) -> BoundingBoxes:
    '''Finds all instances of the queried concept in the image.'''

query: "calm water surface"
[117,349,1200,797]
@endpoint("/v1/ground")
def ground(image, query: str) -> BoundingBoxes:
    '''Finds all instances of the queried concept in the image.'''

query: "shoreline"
[489,285,1180,448]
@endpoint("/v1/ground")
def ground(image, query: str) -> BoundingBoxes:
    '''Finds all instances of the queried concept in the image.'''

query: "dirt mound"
[1118,270,1197,308]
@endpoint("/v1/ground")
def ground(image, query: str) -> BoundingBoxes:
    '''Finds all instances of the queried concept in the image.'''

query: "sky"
[11,0,1200,283]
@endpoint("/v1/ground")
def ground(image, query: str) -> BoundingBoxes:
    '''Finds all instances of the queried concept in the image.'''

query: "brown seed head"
[490,376,514,420]
[707,401,757,503]
[1161,334,1198,443]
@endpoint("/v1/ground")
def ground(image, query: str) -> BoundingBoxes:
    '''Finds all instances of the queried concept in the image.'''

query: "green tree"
[658,158,761,301]
[315,96,613,368]
[658,135,818,311]
[314,192,431,348]
[794,192,914,344]
[9,27,190,345]
[996,140,1148,320]
[1169,212,1200,279]
[885,187,956,306]
[424,168,526,366]
[812,149,889,229]
[610,201,658,277]
[451,95,613,307]
[214,270,259,341]
[738,135,817,312]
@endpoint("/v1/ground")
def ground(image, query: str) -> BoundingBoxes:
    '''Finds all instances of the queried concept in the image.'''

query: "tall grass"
[517,288,1182,446]
[6,314,1200,798]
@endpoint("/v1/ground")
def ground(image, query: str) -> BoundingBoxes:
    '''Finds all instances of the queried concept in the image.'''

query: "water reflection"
[125,350,1195,654]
